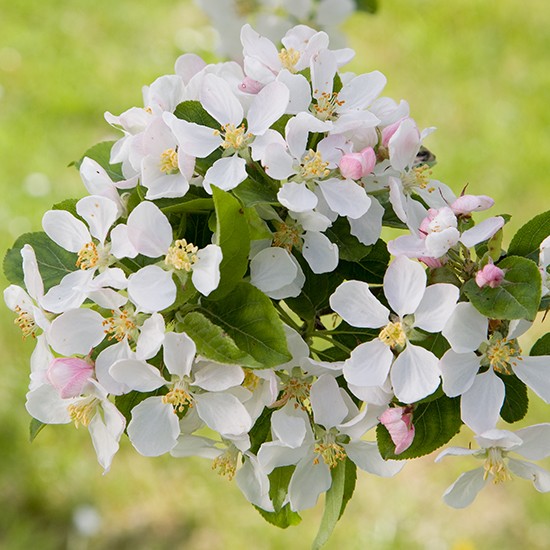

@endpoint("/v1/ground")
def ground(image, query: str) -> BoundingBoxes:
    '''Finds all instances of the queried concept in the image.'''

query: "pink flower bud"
[381,119,404,147]
[47,357,94,399]
[420,256,445,269]
[238,77,264,94]
[339,153,365,180]
[360,147,376,175]
[451,194,495,215]
[379,406,415,455]
[475,261,505,289]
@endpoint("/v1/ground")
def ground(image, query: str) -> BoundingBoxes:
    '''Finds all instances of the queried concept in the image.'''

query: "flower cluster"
[4,21,550,542]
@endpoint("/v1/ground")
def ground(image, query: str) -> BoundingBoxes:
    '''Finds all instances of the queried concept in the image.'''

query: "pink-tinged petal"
[263,142,295,180]
[288,456,332,511]
[76,195,118,244]
[47,357,93,399]
[247,81,289,136]
[195,392,252,436]
[163,112,221,158]
[424,227,460,258]
[330,280,389,328]
[193,363,244,392]
[475,262,505,288]
[513,356,550,403]
[461,370,505,434]
[21,244,44,301]
[192,244,222,296]
[109,359,166,391]
[126,201,172,258]
[204,156,247,193]
[515,424,550,460]
[238,76,264,94]
[278,182,318,212]
[387,176,408,224]
[442,303,488,354]
[48,308,105,356]
[174,53,207,85]
[310,48,337,98]
[128,397,180,456]
[349,198,384,246]
[384,256,426,318]
[379,406,415,455]
[42,210,90,252]
[311,374,348,429]
[276,70,311,114]
[343,339,393,388]
[318,178,371,219]
[460,216,505,248]
[128,266,176,313]
[338,71,387,111]
[163,331,196,378]
[391,344,441,403]
[389,118,421,172]
[439,350,481,397]
[302,231,338,274]
[451,194,494,215]
[387,234,427,258]
[200,74,243,127]
[339,153,364,180]
[345,440,404,477]
[507,458,550,492]
[442,468,487,508]
[414,283,459,332]
[26,384,71,424]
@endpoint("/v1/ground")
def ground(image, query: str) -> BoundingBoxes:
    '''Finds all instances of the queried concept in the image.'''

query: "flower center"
[217,123,252,151]
[486,336,522,375]
[312,91,345,121]
[483,447,512,484]
[278,48,300,72]
[402,165,434,194]
[162,387,193,413]
[14,305,37,338]
[102,308,139,343]
[242,369,260,392]
[165,239,199,271]
[299,150,330,180]
[272,377,312,412]
[212,447,239,480]
[272,222,302,251]
[159,147,179,174]
[314,439,347,469]
[68,397,98,428]
[76,242,99,270]
[379,321,407,349]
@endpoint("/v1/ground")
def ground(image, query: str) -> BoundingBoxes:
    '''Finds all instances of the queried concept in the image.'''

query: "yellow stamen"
[242,370,260,392]
[271,377,312,412]
[312,91,345,121]
[212,448,239,480]
[379,321,407,349]
[272,222,302,252]
[68,398,98,428]
[103,309,138,343]
[486,337,522,375]
[483,448,512,484]
[299,150,330,180]
[313,441,347,469]
[217,123,252,150]
[76,242,99,270]
[14,305,37,339]
[162,388,193,413]
[159,148,179,174]
[165,239,199,271]
[278,48,300,72]
[403,165,433,193]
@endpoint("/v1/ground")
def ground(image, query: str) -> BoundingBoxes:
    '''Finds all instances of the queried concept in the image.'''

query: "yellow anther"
[103,309,138,343]
[278,48,300,72]
[243,370,260,392]
[14,305,37,339]
[68,398,98,428]
[165,239,199,271]
[212,448,239,480]
[162,388,193,413]
[486,337,522,375]
[379,321,407,349]
[313,441,347,469]
[159,148,179,174]
[403,165,432,192]
[272,222,302,252]
[483,448,512,484]
[312,91,345,121]
[300,150,330,180]
[76,242,99,270]
[271,377,312,412]
[220,123,251,150]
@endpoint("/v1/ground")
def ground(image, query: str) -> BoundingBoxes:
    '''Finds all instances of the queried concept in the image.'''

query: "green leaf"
[498,374,529,423]
[115,389,165,426]
[71,141,124,181]
[178,311,260,367]
[232,177,279,206]
[201,282,292,368]
[159,198,214,214]
[52,198,80,218]
[412,330,451,360]
[3,232,77,292]
[463,256,542,321]
[337,239,390,284]
[508,210,550,259]
[248,407,274,455]
[174,100,219,128]
[377,395,462,460]
[355,0,379,14]
[312,458,357,550]
[531,333,550,356]
[29,418,46,442]
[208,186,250,299]
[324,218,372,262]
[255,504,302,529]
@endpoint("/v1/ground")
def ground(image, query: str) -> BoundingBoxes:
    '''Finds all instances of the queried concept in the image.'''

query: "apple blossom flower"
[436,425,550,508]
[379,405,415,455]
[330,256,459,403]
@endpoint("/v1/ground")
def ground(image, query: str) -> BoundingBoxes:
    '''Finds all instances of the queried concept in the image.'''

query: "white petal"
[276,70,311,115]
[171,434,222,459]
[285,112,328,159]
[250,247,297,293]
[389,118,420,172]
[271,404,308,449]
[163,113,221,158]
[110,224,139,259]
[338,71,387,111]
[135,313,166,361]
[110,359,166,392]
[247,81,289,135]
[95,340,132,395]
[317,178,371,219]
[330,280,389,328]
[515,424,550,460]
[310,374,348,429]
[236,455,274,511]
[163,331,196,378]
[26,384,71,424]
[88,402,124,472]
[204,155,247,194]
[128,397,180,456]
[508,458,550,492]
[344,339,393,388]
[263,143,295,180]
[128,266,176,313]
[384,256,426,318]
[349,198,384,246]
[48,308,105,356]
[195,392,252,436]
[345,440,404,477]
[442,468,487,508]
[442,303,488,354]
[21,244,44,302]
[193,363,244,392]
[258,441,308,474]
[192,244,222,296]
[391,344,441,403]
[514,356,550,403]
[277,182,318,213]
[461,370,505,434]
[126,201,172,258]
[311,49,336,98]
[302,231,338,274]
[76,195,118,244]
[414,283,459,333]
[460,217,505,248]
[42,210,90,252]
[439,350,481,397]
[288,456,331,511]
[41,270,93,314]
[200,74,243,126]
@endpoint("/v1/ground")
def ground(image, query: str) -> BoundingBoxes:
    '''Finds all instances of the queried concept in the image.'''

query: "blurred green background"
[1,1,549,548]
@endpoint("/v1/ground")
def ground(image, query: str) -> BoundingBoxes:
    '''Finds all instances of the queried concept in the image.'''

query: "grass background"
[1,1,549,548]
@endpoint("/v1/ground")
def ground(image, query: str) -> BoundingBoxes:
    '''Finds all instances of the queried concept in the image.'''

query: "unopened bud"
[47,357,94,399]
[451,194,495,215]
[475,261,505,289]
